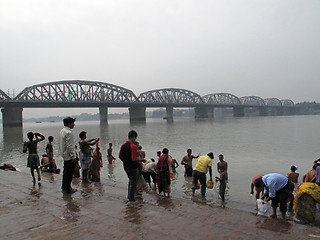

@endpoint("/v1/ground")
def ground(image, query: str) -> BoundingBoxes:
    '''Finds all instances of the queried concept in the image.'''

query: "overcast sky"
[1,0,320,118]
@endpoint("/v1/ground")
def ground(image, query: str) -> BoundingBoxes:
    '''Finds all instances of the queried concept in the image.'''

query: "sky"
[1,0,320,118]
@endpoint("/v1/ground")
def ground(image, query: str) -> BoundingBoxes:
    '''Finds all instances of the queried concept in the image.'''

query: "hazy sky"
[1,0,320,118]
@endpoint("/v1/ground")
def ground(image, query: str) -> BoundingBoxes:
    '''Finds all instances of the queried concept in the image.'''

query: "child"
[23,132,45,183]
[215,171,227,202]
[107,143,116,164]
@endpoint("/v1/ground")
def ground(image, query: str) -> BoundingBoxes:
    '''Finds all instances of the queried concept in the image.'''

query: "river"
[0,114,319,212]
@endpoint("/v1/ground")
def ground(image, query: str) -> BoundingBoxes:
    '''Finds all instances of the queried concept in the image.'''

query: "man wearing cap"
[60,117,77,193]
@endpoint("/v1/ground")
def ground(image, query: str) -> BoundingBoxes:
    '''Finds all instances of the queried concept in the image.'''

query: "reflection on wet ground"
[29,183,42,199]
[62,194,80,222]
[256,217,292,233]
[156,196,175,209]
[2,170,320,239]
[124,202,143,224]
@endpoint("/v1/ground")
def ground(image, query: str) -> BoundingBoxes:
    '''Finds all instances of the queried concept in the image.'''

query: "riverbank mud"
[0,170,320,240]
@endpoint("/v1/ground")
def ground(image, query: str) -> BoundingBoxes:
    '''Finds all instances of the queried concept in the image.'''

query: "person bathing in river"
[157,148,173,197]
[217,154,228,181]
[79,131,99,183]
[171,157,179,173]
[192,152,213,197]
[23,132,45,183]
[91,141,103,182]
[181,149,200,177]
[46,136,55,170]
[303,164,317,182]
[287,165,299,184]
[107,143,116,164]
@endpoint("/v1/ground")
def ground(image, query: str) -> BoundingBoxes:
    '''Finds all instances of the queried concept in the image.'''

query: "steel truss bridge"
[0,80,296,126]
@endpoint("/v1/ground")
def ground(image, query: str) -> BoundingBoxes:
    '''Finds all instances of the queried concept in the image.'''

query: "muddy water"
[0,115,319,213]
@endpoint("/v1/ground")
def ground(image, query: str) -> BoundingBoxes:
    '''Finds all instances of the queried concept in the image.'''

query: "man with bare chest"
[181,149,199,177]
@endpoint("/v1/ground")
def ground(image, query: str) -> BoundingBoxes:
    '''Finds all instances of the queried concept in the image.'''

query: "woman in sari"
[156,148,173,197]
[91,141,103,182]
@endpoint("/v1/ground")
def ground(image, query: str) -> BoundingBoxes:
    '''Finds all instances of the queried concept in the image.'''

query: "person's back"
[25,140,38,154]
[194,155,212,173]
[287,165,299,183]
[287,172,299,183]
[119,141,139,171]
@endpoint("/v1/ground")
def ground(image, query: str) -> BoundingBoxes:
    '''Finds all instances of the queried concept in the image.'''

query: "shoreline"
[1,170,320,239]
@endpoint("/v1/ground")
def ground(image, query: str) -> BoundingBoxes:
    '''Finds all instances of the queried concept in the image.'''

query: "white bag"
[257,199,272,217]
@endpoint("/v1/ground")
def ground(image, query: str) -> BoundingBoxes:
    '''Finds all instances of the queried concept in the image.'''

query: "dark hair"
[313,164,318,170]
[63,117,75,126]
[79,131,87,139]
[128,130,138,139]
[48,136,54,142]
[207,152,214,159]
[291,165,296,172]
[151,158,155,162]
[187,148,192,152]
[157,151,161,156]
[254,178,264,188]
[162,148,169,154]
[138,145,142,150]
[219,154,223,158]
[27,132,34,140]
[109,143,112,146]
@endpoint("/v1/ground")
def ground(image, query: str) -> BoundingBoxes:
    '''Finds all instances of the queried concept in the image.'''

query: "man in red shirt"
[119,130,143,202]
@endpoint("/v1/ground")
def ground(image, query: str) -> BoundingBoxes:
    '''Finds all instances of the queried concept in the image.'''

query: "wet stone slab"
[1,170,320,240]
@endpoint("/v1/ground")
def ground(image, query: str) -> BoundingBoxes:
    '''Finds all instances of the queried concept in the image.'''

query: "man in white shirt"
[254,173,293,219]
[59,117,77,193]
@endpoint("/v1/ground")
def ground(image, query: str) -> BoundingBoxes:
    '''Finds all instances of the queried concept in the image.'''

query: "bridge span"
[0,80,297,127]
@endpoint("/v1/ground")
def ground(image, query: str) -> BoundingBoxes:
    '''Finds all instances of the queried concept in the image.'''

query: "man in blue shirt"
[254,173,293,219]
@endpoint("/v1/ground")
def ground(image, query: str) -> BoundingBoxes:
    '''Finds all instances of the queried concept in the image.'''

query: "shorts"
[27,154,40,168]
[80,152,91,170]
[185,167,193,177]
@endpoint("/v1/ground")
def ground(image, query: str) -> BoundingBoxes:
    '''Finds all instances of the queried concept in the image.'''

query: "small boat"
[35,121,42,123]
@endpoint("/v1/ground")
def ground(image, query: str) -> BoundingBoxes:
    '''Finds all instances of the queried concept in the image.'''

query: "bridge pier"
[233,106,244,117]
[1,107,23,127]
[275,108,284,116]
[194,107,209,118]
[258,107,268,116]
[207,107,214,119]
[129,106,146,123]
[165,106,174,121]
[99,107,108,123]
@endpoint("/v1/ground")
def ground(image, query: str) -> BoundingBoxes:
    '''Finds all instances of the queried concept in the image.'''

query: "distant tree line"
[295,102,320,115]
[21,102,320,122]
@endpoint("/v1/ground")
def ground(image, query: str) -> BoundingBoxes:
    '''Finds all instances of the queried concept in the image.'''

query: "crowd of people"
[22,117,228,201]
[23,116,319,220]
[250,160,320,220]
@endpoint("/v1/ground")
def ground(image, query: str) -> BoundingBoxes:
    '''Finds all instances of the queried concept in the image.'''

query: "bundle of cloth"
[0,163,16,171]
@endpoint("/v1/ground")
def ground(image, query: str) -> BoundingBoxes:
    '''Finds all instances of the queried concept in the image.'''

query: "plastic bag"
[257,199,272,217]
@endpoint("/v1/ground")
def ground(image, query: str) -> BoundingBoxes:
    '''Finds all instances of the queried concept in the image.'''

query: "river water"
[1,115,319,212]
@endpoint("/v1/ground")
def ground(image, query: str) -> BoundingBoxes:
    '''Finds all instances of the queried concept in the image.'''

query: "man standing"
[23,132,45,183]
[60,117,77,194]
[192,152,214,197]
[254,173,293,219]
[119,130,143,202]
[181,149,200,177]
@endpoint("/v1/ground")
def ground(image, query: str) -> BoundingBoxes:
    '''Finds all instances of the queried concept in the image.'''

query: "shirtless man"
[217,154,228,181]
[287,165,299,183]
[181,149,200,177]
[23,132,45,183]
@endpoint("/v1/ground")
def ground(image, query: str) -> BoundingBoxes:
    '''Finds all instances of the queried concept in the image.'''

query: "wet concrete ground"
[1,170,320,240]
